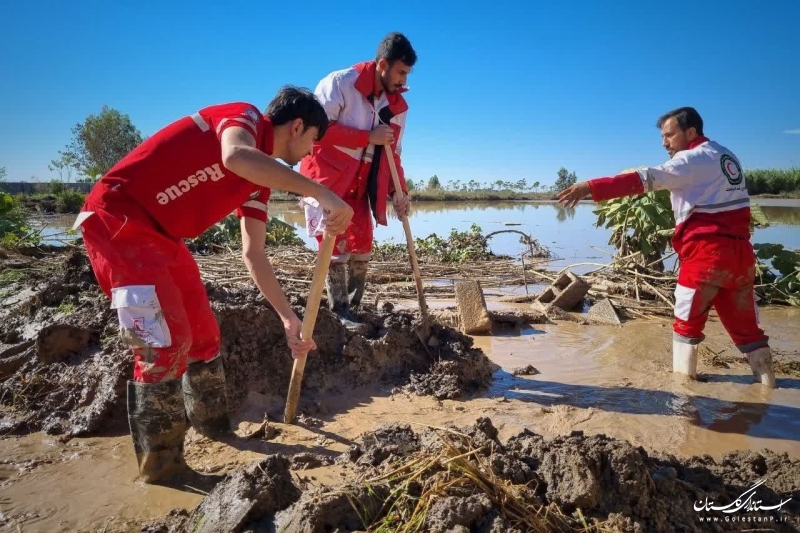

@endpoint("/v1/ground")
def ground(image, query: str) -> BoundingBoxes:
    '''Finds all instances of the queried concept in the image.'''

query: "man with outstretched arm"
[558,106,775,388]
[300,32,417,328]
[72,86,354,484]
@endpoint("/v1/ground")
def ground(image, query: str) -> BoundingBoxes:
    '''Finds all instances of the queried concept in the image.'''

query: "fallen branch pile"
[194,245,558,303]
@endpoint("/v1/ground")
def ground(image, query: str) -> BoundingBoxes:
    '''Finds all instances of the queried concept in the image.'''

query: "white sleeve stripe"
[216,117,257,135]
[242,200,268,211]
[191,112,210,132]
[675,198,751,224]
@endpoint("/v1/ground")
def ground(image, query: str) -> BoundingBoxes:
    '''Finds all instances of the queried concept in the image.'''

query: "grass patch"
[56,301,75,314]
[0,268,26,287]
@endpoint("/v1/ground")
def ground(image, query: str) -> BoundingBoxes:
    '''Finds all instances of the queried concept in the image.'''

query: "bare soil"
[142,418,800,532]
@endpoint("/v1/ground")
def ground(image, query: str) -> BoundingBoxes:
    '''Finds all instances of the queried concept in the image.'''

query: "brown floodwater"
[1,299,799,532]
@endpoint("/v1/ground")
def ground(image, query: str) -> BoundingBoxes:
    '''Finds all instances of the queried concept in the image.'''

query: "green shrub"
[54,189,85,213]
[0,192,41,248]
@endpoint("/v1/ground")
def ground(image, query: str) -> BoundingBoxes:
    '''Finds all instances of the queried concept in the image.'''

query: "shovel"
[385,144,432,344]
[284,231,336,424]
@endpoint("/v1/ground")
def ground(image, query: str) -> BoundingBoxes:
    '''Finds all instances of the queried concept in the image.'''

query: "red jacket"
[299,61,409,226]
[588,137,751,255]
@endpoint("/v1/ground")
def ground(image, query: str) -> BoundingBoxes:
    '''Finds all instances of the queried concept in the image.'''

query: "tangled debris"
[0,249,495,436]
[144,418,800,532]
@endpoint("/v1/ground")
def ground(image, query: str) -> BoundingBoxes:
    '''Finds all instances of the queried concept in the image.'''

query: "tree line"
[409,167,578,194]
[0,104,797,198]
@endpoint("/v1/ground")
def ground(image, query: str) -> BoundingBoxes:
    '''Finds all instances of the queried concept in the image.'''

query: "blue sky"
[1,0,798,188]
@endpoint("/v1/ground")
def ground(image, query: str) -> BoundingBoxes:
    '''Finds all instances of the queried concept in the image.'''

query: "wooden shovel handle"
[284,231,336,424]
[385,144,429,320]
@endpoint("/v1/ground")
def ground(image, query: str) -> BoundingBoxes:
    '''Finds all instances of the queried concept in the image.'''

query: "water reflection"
[33,200,800,268]
[761,206,800,226]
[267,200,800,274]
[495,372,800,442]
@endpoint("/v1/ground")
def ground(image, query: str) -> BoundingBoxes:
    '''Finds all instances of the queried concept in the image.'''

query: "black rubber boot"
[327,263,362,330]
[182,357,232,438]
[347,260,369,308]
[127,379,188,484]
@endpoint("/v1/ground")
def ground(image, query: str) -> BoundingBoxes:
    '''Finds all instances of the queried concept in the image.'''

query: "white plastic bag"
[300,197,326,237]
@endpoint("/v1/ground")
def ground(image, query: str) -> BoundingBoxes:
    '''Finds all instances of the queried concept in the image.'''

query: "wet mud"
[3,248,800,532]
[143,418,800,532]
[0,250,494,437]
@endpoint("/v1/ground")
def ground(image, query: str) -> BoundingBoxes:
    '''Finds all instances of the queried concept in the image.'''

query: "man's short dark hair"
[376,32,417,67]
[265,86,328,139]
[657,106,704,136]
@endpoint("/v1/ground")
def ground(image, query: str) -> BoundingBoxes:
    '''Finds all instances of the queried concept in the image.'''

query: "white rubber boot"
[746,347,776,388]
[673,340,698,379]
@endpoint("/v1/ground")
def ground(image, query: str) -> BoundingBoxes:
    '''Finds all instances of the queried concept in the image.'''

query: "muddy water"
[34,200,800,273]
[0,433,202,532]
[472,304,800,460]
[270,199,800,274]
[2,298,798,532]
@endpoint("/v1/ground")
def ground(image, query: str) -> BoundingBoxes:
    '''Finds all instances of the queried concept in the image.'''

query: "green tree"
[0,166,6,182]
[554,167,577,192]
[427,175,441,190]
[532,181,540,192]
[62,105,144,180]
[406,179,417,191]
[48,153,77,183]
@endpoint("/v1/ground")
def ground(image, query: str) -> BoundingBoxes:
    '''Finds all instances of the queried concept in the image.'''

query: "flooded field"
[272,198,800,274]
[4,199,799,532]
[1,280,798,531]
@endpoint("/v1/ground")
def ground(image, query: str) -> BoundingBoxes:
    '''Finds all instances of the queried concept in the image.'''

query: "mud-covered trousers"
[672,236,769,353]
[76,193,220,383]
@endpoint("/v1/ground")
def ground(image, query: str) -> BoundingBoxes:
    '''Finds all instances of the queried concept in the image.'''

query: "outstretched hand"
[557,181,592,209]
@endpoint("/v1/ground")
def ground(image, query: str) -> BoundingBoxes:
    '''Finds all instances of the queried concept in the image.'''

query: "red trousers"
[672,237,769,353]
[314,157,375,264]
[78,194,220,383]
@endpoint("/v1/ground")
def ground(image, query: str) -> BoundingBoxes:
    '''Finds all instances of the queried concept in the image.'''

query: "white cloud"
[783,129,800,134]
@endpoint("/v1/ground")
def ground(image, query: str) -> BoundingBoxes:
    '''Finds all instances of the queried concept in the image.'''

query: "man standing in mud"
[72,87,354,483]
[557,107,775,387]
[300,32,416,328]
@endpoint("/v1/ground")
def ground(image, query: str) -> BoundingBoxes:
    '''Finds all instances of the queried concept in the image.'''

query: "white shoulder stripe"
[216,117,257,135]
[191,112,210,132]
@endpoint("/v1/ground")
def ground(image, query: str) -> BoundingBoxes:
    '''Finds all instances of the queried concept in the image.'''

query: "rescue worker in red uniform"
[299,33,416,327]
[73,87,354,483]
[558,107,775,388]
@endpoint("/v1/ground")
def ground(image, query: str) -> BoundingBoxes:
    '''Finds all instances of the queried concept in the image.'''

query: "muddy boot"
[746,347,776,388]
[672,340,698,379]
[347,260,369,308]
[327,263,362,330]
[182,357,232,438]
[127,379,188,484]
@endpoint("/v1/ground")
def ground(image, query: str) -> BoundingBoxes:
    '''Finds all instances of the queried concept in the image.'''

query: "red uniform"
[75,103,273,382]
[299,61,409,263]
[588,137,769,354]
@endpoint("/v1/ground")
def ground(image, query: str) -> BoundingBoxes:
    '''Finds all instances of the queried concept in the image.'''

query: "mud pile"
[0,249,495,435]
[207,284,495,414]
[0,250,129,436]
[144,418,800,533]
